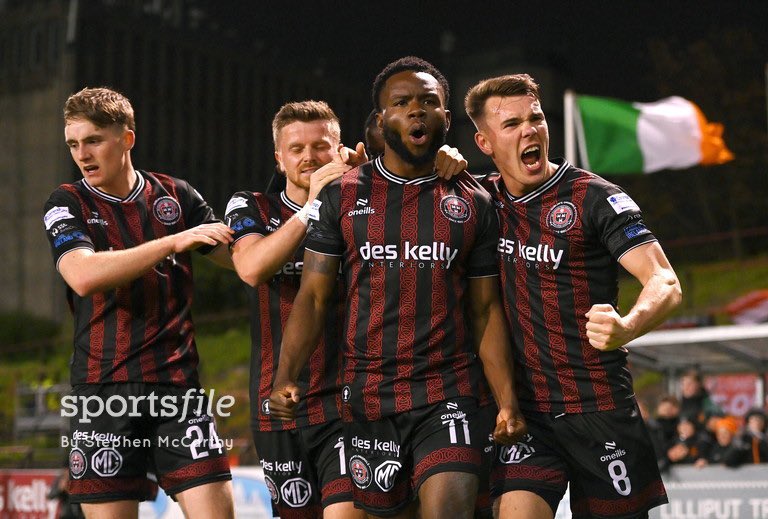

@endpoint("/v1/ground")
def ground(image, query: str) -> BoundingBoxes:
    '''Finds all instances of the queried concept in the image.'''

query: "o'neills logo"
[359,241,459,269]
[153,196,181,225]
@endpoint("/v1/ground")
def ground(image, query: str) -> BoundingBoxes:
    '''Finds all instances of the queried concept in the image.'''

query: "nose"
[74,145,90,161]
[522,122,538,138]
[300,147,317,165]
[407,99,426,118]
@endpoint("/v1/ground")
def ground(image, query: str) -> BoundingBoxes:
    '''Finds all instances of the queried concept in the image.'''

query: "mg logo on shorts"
[280,477,312,508]
[264,476,279,503]
[349,455,372,489]
[374,460,401,492]
[498,440,535,465]
[91,447,122,477]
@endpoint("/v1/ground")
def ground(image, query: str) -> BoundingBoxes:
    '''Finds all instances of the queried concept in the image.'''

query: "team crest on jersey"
[69,448,87,479]
[342,386,351,402]
[153,196,181,225]
[349,455,372,489]
[261,398,270,415]
[440,195,471,223]
[547,201,577,233]
[264,476,279,503]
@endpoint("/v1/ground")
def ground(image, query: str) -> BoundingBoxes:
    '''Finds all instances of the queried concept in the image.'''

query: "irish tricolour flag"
[570,94,733,174]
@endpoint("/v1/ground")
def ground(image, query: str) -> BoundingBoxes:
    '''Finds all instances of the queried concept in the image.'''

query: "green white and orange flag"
[571,94,734,174]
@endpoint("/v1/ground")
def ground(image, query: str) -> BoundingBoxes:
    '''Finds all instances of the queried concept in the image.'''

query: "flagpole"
[564,89,576,165]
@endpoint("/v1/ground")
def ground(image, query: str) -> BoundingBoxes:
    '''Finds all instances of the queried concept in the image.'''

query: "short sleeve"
[304,182,344,257]
[43,189,94,271]
[591,184,657,260]
[177,180,218,254]
[466,191,500,278]
[224,191,268,246]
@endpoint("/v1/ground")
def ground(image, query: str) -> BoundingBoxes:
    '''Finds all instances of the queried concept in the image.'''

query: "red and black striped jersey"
[306,157,499,422]
[225,190,344,431]
[43,170,219,386]
[483,159,658,414]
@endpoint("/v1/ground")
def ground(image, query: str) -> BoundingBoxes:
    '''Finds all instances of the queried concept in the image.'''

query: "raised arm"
[58,222,233,297]
[586,241,682,351]
[231,151,350,286]
[269,249,340,419]
[469,275,527,445]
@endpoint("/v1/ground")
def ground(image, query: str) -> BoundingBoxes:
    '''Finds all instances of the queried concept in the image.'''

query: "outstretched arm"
[58,222,233,297]
[269,250,340,419]
[469,276,527,444]
[586,241,682,351]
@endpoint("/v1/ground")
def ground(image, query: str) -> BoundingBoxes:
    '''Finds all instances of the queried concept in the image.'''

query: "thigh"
[555,406,668,519]
[151,385,231,498]
[252,428,322,517]
[344,416,411,517]
[66,384,155,504]
[490,411,568,515]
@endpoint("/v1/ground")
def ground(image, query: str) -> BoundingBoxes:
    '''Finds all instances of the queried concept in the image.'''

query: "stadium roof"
[626,323,768,375]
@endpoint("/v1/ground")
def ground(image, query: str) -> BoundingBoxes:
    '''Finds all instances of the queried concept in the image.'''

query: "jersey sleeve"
[466,190,500,278]
[43,189,94,271]
[224,191,269,246]
[590,183,657,260]
[305,182,344,256]
[177,179,219,255]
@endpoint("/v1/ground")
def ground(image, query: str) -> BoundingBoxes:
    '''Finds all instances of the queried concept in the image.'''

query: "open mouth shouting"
[521,145,542,172]
[408,124,428,146]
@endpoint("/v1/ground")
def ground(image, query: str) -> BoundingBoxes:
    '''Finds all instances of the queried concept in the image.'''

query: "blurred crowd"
[640,369,768,471]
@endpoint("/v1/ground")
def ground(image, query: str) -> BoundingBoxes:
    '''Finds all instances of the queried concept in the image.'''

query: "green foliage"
[0,311,60,348]
[619,255,768,323]
[195,325,252,441]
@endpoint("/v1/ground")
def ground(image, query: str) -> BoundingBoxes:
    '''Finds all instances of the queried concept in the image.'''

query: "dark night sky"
[209,1,768,103]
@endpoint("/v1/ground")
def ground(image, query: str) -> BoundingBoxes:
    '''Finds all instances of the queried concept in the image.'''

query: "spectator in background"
[647,395,681,472]
[679,368,722,427]
[726,407,768,466]
[667,414,712,465]
[701,415,739,467]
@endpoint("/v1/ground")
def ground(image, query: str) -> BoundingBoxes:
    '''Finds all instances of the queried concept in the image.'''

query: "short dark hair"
[64,87,136,131]
[272,100,340,148]
[364,108,378,132]
[371,56,449,111]
[464,74,541,126]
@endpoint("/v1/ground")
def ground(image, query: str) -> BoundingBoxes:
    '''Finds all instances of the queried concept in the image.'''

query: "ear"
[474,131,494,157]
[444,109,451,131]
[123,129,136,151]
[274,150,286,174]
[375,111,383,131]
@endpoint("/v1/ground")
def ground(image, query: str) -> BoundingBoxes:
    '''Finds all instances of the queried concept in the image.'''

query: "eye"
[393,99,407,107]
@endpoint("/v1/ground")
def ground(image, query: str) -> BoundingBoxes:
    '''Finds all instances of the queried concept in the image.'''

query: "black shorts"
[344,397,484,517]
[491,404,668,519]
[252,420,352,518]
[65,383,231,503]
[475,402,497,519]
